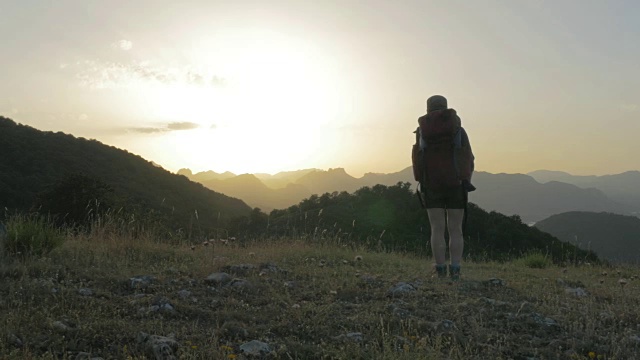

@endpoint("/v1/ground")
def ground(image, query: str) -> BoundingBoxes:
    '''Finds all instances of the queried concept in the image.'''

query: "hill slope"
[535,211,640,264]
[528,170,640,213]
[0,116,251,233]
[1,235,637,359]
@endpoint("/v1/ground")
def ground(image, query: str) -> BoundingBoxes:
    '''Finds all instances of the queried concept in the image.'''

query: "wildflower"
[588,351,596,359]
[228,354,237,359]
[220,345,233,352]
[191,345,198,350]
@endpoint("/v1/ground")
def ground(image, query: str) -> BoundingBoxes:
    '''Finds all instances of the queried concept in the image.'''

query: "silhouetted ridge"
[0,116,251,233]
[535,211,640,264]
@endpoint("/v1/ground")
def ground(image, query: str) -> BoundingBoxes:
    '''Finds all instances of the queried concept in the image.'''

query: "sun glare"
[134,29,345,174]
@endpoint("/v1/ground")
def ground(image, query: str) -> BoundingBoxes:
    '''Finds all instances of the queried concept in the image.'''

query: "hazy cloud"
[112,39,133,51]
[78,113,88,121]
[128,121,199,134]
[167,122,199,131]
[129,127,166,134]
[620,104,637,112]
[68,59,227,90]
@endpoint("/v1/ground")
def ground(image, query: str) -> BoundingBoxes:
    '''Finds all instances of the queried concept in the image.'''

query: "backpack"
[411,109,474,192]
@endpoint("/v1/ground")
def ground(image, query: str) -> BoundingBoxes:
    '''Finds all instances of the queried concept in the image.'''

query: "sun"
[135,30,345,174]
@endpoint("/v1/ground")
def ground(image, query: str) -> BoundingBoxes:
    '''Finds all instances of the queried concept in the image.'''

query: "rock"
[78,288,94,296]
[565,287,588,297]
[387,282,417,297]
[136,332,178,360]
[177,289,191,299]
[259,263,283,274]
[52,320,76,333]
[333,332,364,343]
[223,264,256,276]
[529,312,558,327]
[205,272,232,286]
[130,275,155,290]
[240,340,272,357]
[485,278,506,286]
[229,279,253,290]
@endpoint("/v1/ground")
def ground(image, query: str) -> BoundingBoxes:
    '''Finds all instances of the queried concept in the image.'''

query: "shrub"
[3,214,65,258]
[517,251,551,269]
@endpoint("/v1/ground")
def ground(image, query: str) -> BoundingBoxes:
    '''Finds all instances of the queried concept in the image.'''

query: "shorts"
[423,186,466,209]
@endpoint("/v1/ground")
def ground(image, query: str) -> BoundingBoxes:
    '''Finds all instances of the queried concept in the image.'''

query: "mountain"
[0,116,251,233]
[294,168,362,194]
[535,211,640,264]
[528,170,640,214]
[468,172,635,223]
[254,168,320,189]
[182,166,637,223]
[201,174,310,212]
[177,168,236,182]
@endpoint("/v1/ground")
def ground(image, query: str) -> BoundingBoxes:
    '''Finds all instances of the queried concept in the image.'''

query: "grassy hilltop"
[1,225,639,359]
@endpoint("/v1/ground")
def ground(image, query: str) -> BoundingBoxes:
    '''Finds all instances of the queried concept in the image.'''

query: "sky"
[1,0,639,177]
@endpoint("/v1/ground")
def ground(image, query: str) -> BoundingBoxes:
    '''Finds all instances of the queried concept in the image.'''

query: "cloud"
[70,59,227,90]
[129,127,167,134]
[128,121,200,134]
[78,113,88,121]
[167,122,199,131]
[620,104,637,112]
[112,39,133,51]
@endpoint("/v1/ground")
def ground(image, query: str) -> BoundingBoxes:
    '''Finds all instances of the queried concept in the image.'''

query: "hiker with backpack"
[412,95,475,280]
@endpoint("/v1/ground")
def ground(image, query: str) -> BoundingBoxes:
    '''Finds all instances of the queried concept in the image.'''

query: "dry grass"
[1,229,639,359]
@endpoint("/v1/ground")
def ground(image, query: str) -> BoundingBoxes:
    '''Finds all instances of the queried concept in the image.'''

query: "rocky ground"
[1,237,639,359]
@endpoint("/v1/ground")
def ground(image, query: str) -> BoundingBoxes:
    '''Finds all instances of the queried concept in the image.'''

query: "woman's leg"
[446,209,465,265]
[427,208,447,265]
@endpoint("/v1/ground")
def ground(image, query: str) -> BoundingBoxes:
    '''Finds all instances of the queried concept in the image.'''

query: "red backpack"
[412,109,474,192]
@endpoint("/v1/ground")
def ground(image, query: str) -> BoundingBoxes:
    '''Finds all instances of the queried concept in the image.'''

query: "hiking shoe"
[449,265,461,281]
[434,264,447,279]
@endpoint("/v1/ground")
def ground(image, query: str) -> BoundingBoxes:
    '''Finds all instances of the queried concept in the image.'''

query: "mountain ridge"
[181,166,637,222]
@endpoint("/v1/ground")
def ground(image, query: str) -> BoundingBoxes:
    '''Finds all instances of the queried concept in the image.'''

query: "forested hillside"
[535,211,640,264]
[229,182,598,263]
[0,116,251,236]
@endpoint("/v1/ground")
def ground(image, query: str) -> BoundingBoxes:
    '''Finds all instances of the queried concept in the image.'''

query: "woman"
[416,95,475,280]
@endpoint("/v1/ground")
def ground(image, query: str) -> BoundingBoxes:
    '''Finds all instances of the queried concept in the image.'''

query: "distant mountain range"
[178,167,639,223]
[527,170,640,214]
[535,211,640,264]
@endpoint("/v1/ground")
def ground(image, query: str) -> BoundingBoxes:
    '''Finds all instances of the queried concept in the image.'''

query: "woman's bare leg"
[446,209,465,265]
[427,208,447,265]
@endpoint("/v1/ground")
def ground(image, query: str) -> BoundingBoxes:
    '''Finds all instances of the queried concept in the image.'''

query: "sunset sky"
[1,1,639,177]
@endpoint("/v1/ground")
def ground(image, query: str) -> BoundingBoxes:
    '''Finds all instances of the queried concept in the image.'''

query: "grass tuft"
[2,214,65,259]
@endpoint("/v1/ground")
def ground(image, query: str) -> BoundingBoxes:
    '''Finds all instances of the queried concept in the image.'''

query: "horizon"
[2,1,639,177]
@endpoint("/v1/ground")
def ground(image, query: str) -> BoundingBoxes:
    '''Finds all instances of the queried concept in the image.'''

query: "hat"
[427,95,447,113]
